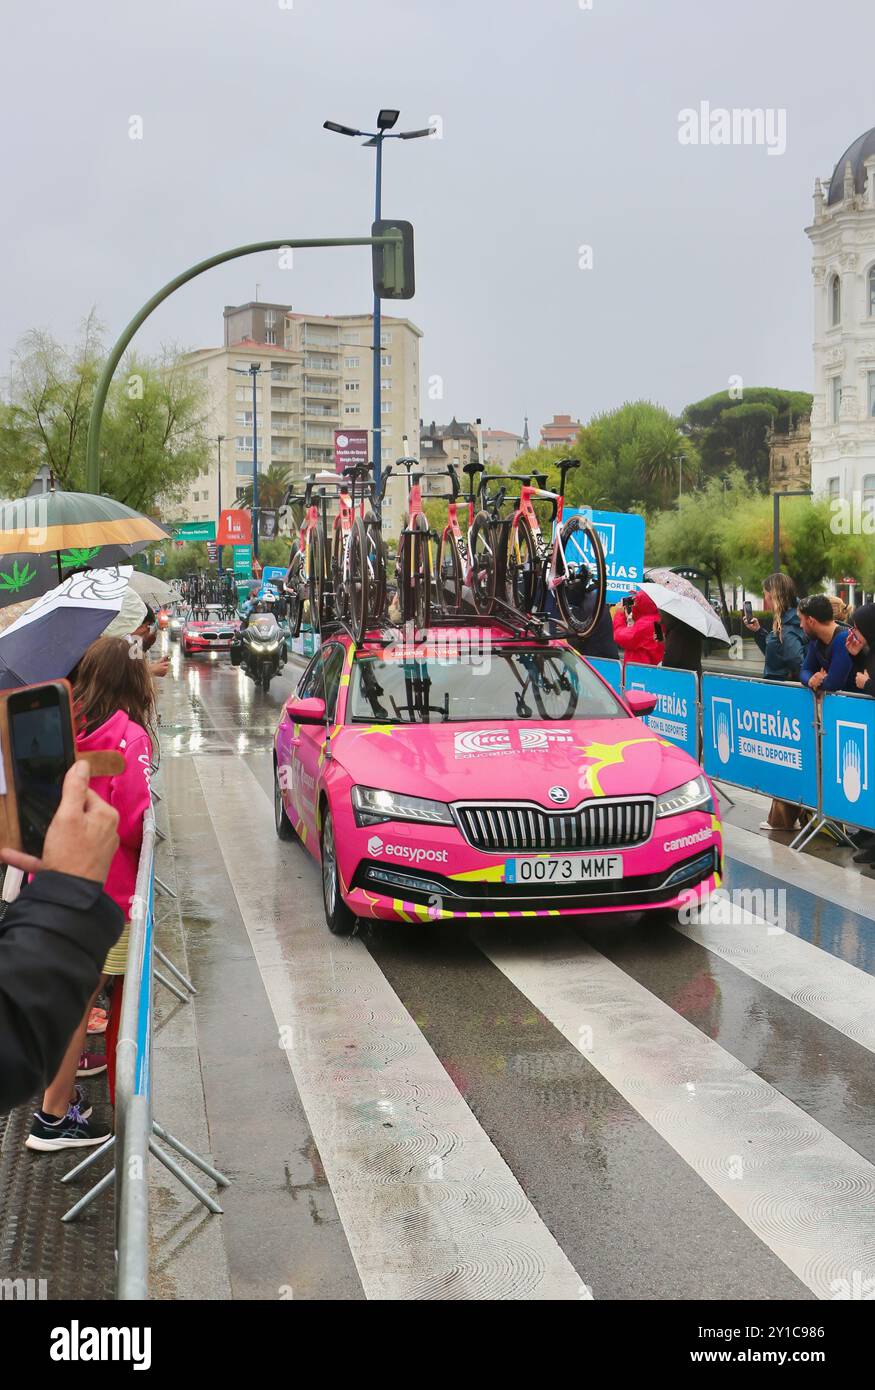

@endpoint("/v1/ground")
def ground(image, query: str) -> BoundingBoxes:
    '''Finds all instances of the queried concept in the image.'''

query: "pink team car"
[180,607,240,659]
[273,626,722,935]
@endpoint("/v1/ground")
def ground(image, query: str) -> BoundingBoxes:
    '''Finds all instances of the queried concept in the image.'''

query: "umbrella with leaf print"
[0,487,168,608]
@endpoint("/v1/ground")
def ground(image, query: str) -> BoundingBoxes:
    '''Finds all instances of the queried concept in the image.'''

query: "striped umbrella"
[0,489,168,608]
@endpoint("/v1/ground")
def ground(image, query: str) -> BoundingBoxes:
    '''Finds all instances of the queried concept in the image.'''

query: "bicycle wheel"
[348,515,369,644]
[331,522,349,623]
[400,517,431,629]
[362,510,387,625]
[553,514,607,638]
[468,513,498,615]
[308,525,327,633]
[285,543,304,637]
[505,514,539,615]
[436,528,463,612]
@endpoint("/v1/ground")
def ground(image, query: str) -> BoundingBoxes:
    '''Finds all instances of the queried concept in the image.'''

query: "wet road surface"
[151,639,875,1301]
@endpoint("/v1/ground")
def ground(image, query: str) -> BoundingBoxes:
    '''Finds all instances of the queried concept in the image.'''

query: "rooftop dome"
[827,126,875,204]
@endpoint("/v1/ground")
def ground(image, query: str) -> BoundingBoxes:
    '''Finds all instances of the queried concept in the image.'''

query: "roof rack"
[314,601,577,651]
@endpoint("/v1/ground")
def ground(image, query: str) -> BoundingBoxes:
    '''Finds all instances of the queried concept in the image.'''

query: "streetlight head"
[377,109,400,130]
[398,127,433,140]
[250,362,261,373]
[324,120,361,137]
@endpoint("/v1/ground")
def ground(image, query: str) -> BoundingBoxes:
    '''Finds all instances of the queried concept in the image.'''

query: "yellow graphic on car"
[576,736,659,796]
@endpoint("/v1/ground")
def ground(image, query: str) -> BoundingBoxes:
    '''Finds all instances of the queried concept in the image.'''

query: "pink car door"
[292,642,345,845]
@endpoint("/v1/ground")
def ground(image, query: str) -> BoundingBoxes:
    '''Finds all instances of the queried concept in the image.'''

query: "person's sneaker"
[25,1105,111,1152]
[76,1051,107,1078]
[86,1007,108,1035]
[72,1084,92,1120]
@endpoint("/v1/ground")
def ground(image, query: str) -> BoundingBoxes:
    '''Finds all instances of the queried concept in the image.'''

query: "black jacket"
[0,872,123,1113]
[661,614,703,674]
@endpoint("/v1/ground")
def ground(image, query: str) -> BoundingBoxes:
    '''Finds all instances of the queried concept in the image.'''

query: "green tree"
[681,387,812,489]
[0,314,211,513]
[720,493,875,595]
[646,471,749,612]
[235,463,292,513]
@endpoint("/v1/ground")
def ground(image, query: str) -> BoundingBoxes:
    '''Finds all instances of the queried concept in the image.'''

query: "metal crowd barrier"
[60,801,230,1299]
[587,657,875,848]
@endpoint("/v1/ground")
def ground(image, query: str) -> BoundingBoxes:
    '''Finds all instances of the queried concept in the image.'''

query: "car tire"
[320,805,356,936]
[274,761,296,841]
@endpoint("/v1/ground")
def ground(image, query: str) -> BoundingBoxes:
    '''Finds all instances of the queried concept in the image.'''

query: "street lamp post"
[228,363,263,561]
[216,434,225,574]
[323,110,432,489]
[772,488,812,572]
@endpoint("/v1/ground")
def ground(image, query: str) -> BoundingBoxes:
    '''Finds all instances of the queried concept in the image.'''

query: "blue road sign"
[702,674,818,806]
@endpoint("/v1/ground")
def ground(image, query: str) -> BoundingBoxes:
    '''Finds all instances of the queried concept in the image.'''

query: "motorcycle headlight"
[655,775,714,819]
[260,639,279,652]
[351,785,454,827]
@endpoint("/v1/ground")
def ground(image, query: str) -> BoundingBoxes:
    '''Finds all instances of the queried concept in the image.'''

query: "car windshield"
[349,645,625,724]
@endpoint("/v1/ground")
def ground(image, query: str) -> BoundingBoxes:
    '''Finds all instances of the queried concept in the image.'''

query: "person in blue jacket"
[742,573,807,680]
[797,594,855,692]
[742,573,808,830]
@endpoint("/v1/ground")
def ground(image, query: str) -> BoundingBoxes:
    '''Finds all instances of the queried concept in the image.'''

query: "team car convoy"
[273,624,722,935]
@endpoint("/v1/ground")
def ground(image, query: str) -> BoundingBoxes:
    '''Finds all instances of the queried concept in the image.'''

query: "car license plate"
[505,855,623,883]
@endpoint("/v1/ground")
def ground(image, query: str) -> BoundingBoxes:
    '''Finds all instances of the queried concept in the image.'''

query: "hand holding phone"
[1,760,120,881]
[5,682,76,858]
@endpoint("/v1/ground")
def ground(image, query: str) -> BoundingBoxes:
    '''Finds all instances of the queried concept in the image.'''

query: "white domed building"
[807,127,875,509]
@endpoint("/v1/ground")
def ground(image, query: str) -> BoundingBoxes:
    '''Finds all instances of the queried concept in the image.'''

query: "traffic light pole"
[84,234,402,495]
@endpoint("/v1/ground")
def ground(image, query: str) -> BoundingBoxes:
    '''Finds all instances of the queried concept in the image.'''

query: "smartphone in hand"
[743,600,753,622]
[6,682,76,858]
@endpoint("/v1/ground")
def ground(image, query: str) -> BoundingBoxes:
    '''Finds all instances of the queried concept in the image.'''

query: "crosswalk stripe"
[724,822,875,926]
[194,756,588,1301]
[474,925,875,1300]
[673,894,875,1055]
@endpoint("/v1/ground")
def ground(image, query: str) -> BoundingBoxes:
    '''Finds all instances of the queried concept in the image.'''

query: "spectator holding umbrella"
[660,611,703,675]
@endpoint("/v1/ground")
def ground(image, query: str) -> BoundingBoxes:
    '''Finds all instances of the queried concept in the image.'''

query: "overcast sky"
[2,0,875,437]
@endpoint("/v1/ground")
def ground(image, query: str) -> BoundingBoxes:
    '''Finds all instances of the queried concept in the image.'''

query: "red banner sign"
[217,509,252,546]
[334,429,369,470]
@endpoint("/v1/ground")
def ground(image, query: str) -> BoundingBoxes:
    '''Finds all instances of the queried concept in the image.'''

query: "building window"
[869,268,875,317]
[381,400,392,414]
[381,379,392,391]
[830,273,841,326]
[832,377,842,423]
[192,491,199,502]
[827,476,840,498]
[380,331,392,347]
[345,405,361,415]
[381,447,392,460]
[863,473,875,501]
[344,381,359,392]
[382,426,392,438]
[342,332,361,345]
[344,356,360,369]
[381,354,392,367]
[868,372,875,416]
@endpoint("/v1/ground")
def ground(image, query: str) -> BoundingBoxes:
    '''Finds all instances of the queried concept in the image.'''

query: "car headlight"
[655,775,714,819]
[351,785,454,827]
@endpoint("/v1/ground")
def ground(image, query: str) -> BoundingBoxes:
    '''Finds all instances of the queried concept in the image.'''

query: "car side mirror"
[625,690,658,718]
[285,696,326,724]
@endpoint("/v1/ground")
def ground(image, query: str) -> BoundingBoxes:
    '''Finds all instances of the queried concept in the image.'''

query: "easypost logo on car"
[367,835,448,865]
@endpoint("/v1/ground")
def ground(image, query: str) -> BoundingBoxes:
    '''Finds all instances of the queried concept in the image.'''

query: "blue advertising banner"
[624,662,699,758]
[563,508,645,601]
[821,692,875,832]
[586,656,623,697]
[260,565,287,585]
[701,674,818,807]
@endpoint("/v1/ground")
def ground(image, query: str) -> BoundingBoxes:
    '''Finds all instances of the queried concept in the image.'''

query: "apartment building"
[176,302,422,534]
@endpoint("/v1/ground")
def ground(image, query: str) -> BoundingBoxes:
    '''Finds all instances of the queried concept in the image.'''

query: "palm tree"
[236,462,292,512]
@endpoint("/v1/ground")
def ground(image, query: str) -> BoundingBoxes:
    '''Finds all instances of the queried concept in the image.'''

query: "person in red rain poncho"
[613,590,665,672]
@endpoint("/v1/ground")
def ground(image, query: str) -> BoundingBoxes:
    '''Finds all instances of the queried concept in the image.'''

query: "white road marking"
[195,756,587,1301]
[475,927,875,1301]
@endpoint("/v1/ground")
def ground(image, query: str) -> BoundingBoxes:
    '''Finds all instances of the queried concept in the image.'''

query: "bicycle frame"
[511,482,566,588]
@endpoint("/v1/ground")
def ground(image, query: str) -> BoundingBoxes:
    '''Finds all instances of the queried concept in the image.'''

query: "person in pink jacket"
[26,636,155,1153]
[613,590,665,671]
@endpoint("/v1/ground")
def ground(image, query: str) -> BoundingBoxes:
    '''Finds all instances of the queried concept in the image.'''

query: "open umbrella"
[639,567,731,644]
[0,489,168,608]
[128,570,173,608]
[0,565,139,689]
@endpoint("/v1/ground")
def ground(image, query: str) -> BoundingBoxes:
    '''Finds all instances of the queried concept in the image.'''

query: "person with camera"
[742,573,808,831]
[612,590,664,672]
[0,762,123,1114]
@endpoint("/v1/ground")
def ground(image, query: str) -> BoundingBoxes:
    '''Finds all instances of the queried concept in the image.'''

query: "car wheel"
[320,806,356,935]
[274,762,296,841]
